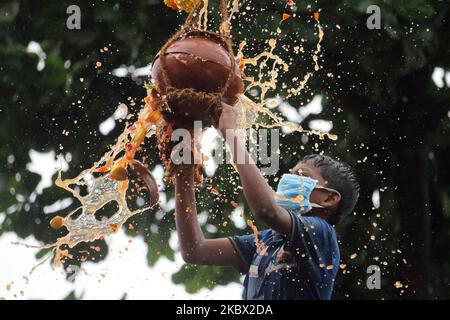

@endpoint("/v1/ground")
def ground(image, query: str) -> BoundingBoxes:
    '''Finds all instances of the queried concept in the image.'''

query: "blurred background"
[0,0,449,299]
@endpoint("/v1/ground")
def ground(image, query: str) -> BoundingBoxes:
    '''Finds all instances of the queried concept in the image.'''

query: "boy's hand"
[217,102,238,136]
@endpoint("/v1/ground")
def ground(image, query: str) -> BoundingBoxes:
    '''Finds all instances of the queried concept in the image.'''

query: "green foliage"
[172,264,240,294]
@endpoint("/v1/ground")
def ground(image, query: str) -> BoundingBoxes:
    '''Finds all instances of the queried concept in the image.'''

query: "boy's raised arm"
[172,100,291,267]
[173,164,245,269]
[216,103,292,236]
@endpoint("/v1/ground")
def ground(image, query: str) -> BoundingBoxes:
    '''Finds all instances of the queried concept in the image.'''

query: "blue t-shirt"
[229,211,340,300]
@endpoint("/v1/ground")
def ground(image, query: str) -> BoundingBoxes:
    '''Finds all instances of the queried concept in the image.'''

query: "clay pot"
[129,160,159,207]
[151,30,244,126]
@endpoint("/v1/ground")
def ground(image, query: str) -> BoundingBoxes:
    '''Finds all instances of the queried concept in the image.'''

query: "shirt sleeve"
[285,211,337,270]
[228,234,257,274]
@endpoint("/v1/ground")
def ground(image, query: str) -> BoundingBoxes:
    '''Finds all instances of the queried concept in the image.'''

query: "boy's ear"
[322,190,341,209]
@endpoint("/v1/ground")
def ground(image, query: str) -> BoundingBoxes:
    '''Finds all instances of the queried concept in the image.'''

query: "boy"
[172,102,360,300]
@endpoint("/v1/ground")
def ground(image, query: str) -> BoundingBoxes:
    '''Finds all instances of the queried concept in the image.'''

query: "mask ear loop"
[311,186,342,208]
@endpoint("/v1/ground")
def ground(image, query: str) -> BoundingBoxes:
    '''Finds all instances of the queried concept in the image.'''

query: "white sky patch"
[26,41,46,71]
[114,104,128,120]
[203,157,218,177]
[299,95,323,118]
[157,192,175,213]
[372,189,380,209]
[112,65,151,78]
[308,119,333,132]
[230,206,246,230]
[206,224,218,233]
[112,67,128,77]
[148,165,169,212]
[7,154,15,164]
[43,198,73,214]
[201,127,219,153]
[432,67,445,88]
[279,95,324,134]
[201,128,220,177]
[0,231,243,299]
[99,116,116,136]
[198,211,208,226]
[26,149,68,195]
[445,71,450,87]
[151,165,165,192]
[83,171,95,185]
[279,102,302,123]
[133,65,152,77]
[168,230,180,252]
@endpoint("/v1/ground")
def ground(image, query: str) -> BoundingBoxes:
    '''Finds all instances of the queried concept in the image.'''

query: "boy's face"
[290,160,340,210]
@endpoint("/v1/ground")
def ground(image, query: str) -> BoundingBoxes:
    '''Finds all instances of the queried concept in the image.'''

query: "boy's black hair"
[301,154,360,225]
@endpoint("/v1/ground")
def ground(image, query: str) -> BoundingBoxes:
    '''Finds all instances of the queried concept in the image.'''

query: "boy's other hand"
[217,102,238,137]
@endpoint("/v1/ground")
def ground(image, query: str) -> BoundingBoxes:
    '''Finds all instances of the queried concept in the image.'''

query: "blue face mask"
[274,174,318,213]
